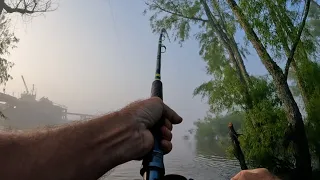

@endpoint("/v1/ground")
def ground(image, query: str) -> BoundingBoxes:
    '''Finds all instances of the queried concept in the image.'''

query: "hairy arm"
[0,111,142,180]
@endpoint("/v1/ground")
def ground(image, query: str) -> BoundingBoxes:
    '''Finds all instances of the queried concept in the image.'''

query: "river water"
[101,138,240,180]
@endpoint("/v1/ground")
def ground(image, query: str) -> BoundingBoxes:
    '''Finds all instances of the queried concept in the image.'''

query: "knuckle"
[150,96,162,103]
[240,170,248,176]
[148,97,163,107]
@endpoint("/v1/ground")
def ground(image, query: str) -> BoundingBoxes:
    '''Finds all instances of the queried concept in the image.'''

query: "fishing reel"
[162,174,194,180]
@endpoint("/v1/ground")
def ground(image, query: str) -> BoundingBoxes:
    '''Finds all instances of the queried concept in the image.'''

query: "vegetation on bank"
[144,0,320,178]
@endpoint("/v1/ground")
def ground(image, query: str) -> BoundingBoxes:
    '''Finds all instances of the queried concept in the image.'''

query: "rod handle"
[151,80,163,99]
[140,80,165,179]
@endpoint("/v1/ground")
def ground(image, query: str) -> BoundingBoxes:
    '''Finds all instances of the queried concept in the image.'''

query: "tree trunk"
[211,0,251,86]
[0,0,4,15]
[228,123,248,170]
[266,1,309,107]
[230,36,251,85]
[272,1,313,103]
[226,0,312,179]
[200,0,253,109]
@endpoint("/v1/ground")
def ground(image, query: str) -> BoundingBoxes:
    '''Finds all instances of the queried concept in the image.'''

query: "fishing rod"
[140,28,193,180]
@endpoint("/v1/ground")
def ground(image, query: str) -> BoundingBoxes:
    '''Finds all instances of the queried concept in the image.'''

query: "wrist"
[90,110,144,167]
[113,110,146,162]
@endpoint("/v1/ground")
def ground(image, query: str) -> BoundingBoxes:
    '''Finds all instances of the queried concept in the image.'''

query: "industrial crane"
[21,75,29,94]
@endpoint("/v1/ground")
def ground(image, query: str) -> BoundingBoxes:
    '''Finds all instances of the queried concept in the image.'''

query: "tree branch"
[3,0,56,14]
[212,0,228,34]
[312,0,320,9]
[145,1,208,23]
[284,0,311,79]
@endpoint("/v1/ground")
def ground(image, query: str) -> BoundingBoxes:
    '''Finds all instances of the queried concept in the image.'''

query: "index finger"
[162,103,183,124]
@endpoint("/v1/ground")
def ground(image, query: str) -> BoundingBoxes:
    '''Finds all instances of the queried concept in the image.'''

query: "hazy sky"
[3,0,267,135]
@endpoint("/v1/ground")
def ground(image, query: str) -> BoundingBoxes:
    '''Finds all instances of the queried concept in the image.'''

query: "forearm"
[0,111,141,180]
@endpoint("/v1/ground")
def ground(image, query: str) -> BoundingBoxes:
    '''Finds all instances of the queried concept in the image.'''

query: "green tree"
[0,14,18,86]
[224,0,312,178]
[145,0,318,177]
[234,0,320,170]
[0,13,18,118]
[242,0,320,169]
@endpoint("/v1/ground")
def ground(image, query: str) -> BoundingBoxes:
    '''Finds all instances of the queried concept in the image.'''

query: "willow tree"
[232,0,320,167]
[248,0,320,166]
[225,0,312,178]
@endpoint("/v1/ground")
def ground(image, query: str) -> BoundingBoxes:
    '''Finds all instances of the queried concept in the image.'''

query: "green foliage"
[194,76,285,168]
[0,14,19,119]
[240,99,294,172]
[306,90,320,140]
[196,30,227,78]
[194,112,243,139]
[239,0,318,63]
[305,86,320,168]
[249,76,281,106]
[0,14,18,88]
[194,65,244,115]
[194,112,244,156]
[144,0,204,45]
[309,1,320,40]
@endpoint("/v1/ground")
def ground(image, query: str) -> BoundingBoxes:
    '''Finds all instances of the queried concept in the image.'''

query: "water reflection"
[103,137,240,180]
[195,139,227,158]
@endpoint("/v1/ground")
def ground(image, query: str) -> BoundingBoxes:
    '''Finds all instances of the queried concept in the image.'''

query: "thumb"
[120,97,163,129]
[142,97,182,129]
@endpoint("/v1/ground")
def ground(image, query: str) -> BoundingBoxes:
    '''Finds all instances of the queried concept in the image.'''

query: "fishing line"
[106,0,125,63]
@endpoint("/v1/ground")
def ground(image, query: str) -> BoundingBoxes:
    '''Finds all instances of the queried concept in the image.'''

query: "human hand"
[231,168,280,180]
[120,97,183,160]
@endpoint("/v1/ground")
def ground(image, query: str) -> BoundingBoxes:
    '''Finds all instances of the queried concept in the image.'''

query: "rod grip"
[150,80,164,147]
[151,80,163,99]
[140,80,165,179]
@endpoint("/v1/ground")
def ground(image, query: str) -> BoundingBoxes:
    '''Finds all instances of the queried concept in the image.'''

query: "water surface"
[102,138,240,180]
